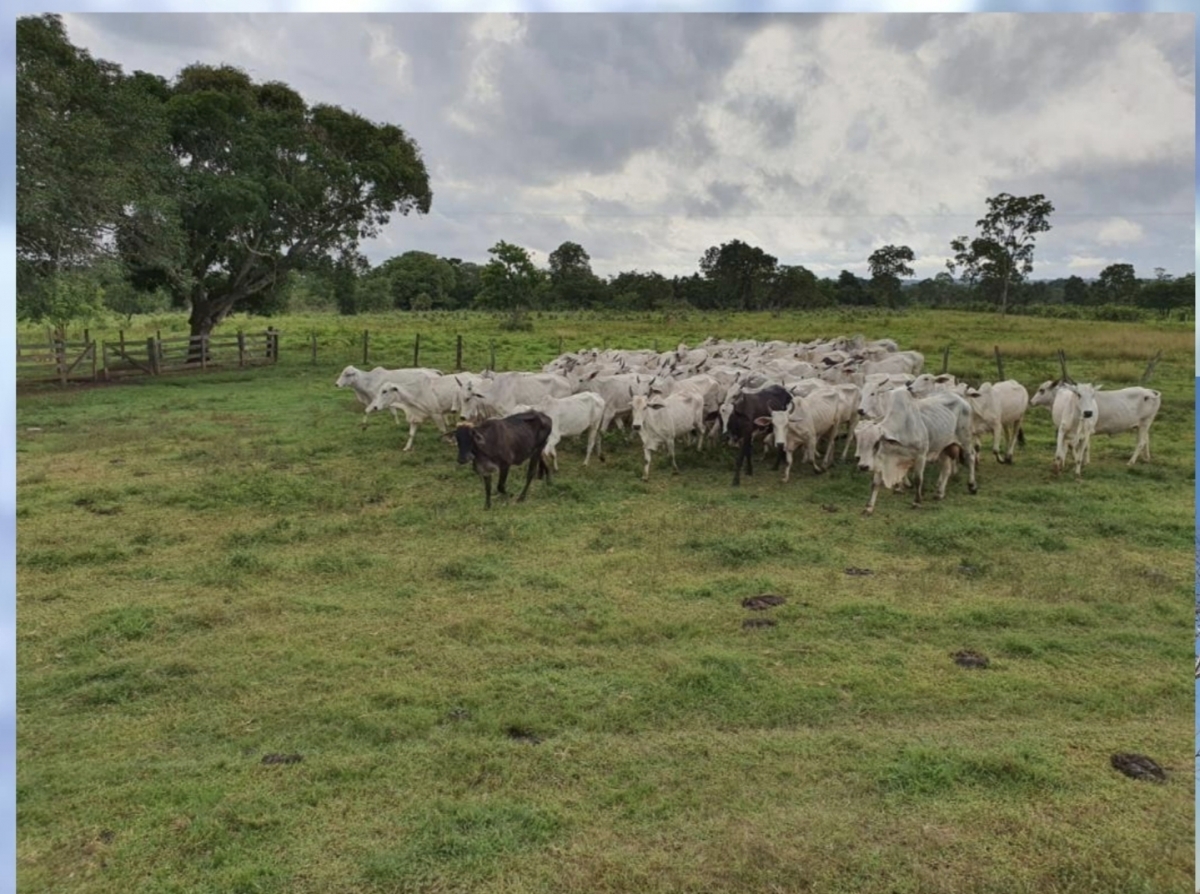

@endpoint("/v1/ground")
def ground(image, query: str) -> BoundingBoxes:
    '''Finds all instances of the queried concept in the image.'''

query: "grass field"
[16,309,1196,893]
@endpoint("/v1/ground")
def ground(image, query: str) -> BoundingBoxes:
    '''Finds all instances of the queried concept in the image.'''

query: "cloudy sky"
[57,12,1194,282]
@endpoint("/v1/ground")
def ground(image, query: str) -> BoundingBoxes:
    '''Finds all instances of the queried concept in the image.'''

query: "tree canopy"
[115,62,432,339]
[948,192,1054,315]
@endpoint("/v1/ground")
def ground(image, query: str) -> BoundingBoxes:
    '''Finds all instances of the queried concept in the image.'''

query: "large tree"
[17,14,168,320]
[1094,263,1139,305]
[117,63,432,342]
[475,241,545,311]
[547,241,606,309]
[948,192,1054,316]
[698,239,778,310]
[867,244,915,308]
[375,251,456,310]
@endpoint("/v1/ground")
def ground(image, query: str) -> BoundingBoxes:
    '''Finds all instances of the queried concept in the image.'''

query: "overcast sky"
[58,13,1193,282]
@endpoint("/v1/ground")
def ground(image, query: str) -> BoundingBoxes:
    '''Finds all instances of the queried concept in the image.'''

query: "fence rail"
[17,329,279,386]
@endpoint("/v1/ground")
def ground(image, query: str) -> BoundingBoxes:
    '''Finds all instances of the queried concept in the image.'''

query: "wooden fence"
[18,329,278,385]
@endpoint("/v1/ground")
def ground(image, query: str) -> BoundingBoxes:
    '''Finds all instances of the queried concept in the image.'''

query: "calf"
[452,411,553,509]
[726,385,794,485]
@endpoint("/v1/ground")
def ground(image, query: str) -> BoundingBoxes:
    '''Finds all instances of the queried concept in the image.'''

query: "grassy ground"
[16,310,1195,893]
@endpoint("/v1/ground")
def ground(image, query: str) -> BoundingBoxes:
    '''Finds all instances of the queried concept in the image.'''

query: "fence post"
[993,345,1005,381]
[363,329,369,365]
[489,340,496,372]
[413,333,420,368]
[310,332,317,366]
[55,333,66,386]
[456,335,463,371]
[268,328,278,363]
[200,335,209,370]
[237,330,246,367]
[147,337,160,375]
[940,346,950,375]
[119,330,125,355]
[90,336,97,381]
[558,335,563,356]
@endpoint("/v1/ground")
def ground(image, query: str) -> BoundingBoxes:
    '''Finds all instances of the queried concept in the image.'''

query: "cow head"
[335,366,359,388]
[453,423,477,464]
[1075,383,1098,420]
[630,394,649,431]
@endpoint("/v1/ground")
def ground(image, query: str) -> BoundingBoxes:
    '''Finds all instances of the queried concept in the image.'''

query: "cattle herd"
[334,334,1164,511]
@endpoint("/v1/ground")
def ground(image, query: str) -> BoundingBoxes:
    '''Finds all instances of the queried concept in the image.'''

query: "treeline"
[280,239,1193,320]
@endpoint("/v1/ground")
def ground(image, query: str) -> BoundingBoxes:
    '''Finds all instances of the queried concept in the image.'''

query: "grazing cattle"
[630,392,706,481]
[725,385,794,485]
[864,388,978,514]
[364,378,450,451]
[452,412,553,509]
[963,380,1029,464]
[512,392,607,470]
[335,365,441,427]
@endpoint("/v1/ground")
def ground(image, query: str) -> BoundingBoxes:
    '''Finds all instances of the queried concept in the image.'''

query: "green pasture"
[16,310,1196,893]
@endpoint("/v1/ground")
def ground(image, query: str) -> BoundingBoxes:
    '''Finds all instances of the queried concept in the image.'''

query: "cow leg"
[771,443,784,471]
[584,422,599,466]
[967,444,979,494]
[482,474,493,510]
[1053,426,1067,473]
[496,464,510,496]
[517,453,540,502]
[732,438,751,486]
[669,438,680,474]
[912,455,928,507]
[821,432,836,471]
[864,471,882,515]
[782,448,793,483]
[403,421,419,452]
[935,452,955,500]
[642,445,654,481]
[1129,424,1147,465]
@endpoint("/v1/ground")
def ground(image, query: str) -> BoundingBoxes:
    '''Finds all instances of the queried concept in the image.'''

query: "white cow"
[760,387,844,480]
[512,392,607,470]
[963,380,1029,464]
[577,372,654,434]
[864,388,978,514]
[365,378,450,451]
[630,392,706,481]
[335,365,441,427]
[1033,380,1162,471]
[461,372,572,421]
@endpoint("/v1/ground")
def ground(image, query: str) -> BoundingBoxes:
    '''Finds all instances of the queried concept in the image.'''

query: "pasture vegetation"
[16,309,1195,894]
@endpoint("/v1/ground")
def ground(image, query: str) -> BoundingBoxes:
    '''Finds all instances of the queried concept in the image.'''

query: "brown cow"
[452,411,553,509]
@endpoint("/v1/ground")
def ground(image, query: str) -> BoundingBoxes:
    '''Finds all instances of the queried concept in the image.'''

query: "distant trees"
[867,244,915,308]
[948,193,1054,316]
[547,241,607,309]
[1094,263,1139,305]
[475,241,545,312]
[698,239,778,311]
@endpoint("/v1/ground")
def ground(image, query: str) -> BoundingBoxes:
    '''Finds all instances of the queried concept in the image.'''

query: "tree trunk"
[186,287,227,364]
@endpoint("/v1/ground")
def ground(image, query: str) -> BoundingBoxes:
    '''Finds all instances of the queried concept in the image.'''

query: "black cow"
[726,385,793,486]
[453,411,553,509]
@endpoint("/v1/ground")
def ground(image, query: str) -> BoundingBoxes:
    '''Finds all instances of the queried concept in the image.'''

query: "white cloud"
[1095,217,1146,246]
